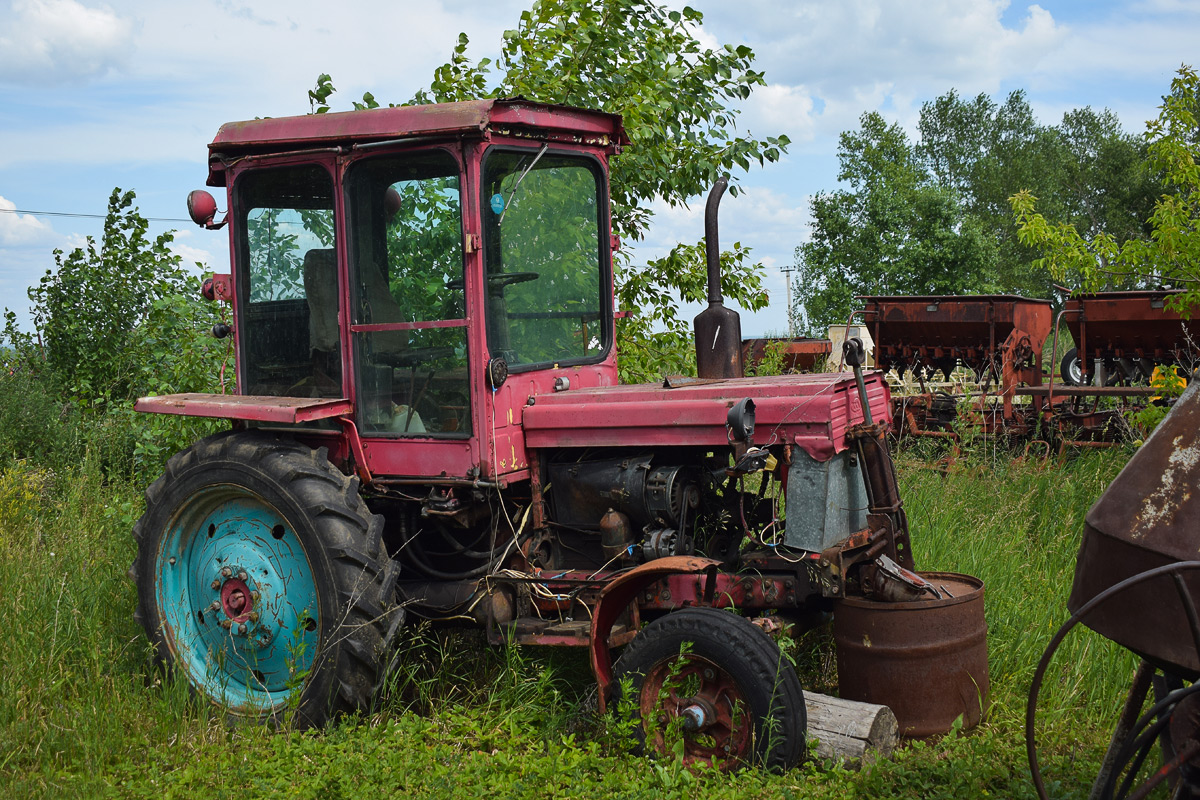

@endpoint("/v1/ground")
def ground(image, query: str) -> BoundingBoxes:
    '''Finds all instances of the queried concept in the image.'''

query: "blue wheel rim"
[155,485,321,715]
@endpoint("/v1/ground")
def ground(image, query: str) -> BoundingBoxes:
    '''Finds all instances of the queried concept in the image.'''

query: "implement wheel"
[130,431,400,726]
[613,607,806,770]
[1061,347,1084,386]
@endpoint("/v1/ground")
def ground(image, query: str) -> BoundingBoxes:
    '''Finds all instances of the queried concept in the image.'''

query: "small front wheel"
[130,432,399,727]
[613,607,807,770]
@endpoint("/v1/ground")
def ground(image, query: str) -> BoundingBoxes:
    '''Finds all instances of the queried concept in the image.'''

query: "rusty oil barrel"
[834,572,988,738]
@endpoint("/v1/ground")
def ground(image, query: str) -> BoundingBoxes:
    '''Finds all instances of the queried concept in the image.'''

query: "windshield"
[481,151,608,369]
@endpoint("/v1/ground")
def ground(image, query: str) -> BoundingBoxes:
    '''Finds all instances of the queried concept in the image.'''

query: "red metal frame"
[147,101,629,485]
[523,372,891,462]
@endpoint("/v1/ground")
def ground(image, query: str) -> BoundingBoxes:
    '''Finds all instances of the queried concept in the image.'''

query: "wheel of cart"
[613,607,807,771]
[129,431,401,727]
[1028,562,1200,800]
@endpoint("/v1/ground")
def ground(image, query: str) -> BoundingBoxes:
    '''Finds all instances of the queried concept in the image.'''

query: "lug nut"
[219,619,232,629]
[221,567,232,578]
[210,601,221,611]
[248,611,259,623]
[251,591,260,602]
[211,579,221,590]
[238,571,247,581]
[236,623,247,635]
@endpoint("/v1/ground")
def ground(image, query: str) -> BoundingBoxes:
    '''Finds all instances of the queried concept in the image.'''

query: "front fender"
[589,555,720,711]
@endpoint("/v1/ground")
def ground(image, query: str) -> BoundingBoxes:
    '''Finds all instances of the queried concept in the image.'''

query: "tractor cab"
[150,100,625,483]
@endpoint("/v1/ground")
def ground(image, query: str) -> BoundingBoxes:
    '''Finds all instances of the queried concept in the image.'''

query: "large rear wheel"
[613,607,806,771]
[130,431,400,727]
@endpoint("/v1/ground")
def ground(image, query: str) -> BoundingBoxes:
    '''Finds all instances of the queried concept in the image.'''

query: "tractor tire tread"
[130,430,401,727]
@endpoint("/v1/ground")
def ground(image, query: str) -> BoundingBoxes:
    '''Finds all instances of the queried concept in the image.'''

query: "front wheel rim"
[155,485,321,715]
[639,654,754,767]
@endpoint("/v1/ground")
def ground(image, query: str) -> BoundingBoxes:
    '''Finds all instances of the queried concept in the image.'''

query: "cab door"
[343,149,479,479]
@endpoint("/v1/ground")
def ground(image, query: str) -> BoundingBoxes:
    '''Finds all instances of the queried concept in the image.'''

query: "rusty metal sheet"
[639,571,811,612]
[1066,290,1200,361]
[741,338,833,373]
[135,393,352,423]
[1068,379,1200,673]
[858,294,1052,377]
[210,99,628,156]
[589,556,721,709]
[835,572,989,737]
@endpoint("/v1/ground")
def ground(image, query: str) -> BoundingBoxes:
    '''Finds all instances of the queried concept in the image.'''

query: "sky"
[1,0,1198,337]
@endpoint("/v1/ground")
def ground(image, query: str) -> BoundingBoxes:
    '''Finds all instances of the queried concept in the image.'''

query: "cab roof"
[207,99,627,185]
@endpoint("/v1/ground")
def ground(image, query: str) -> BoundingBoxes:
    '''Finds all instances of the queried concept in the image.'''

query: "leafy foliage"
[309,0,787,381]
[2,188,227,473]
[920,90,1158,296]
[794,112,996,334]
[796,89,1160,334]
[5,189,222,407]
[1012,65,1200,313]
[616,241,766,383]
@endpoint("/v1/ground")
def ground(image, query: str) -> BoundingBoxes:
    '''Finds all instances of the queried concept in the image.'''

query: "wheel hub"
[220,575,254,621]
[211,565,270,644]
[681,697,718,732]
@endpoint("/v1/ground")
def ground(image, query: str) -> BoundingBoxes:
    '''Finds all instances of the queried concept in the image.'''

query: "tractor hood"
[521,372,890,463]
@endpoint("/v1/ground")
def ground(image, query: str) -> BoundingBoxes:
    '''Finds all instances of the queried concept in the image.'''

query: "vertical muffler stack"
[694,177,744,379]
[1068,377,1200,675]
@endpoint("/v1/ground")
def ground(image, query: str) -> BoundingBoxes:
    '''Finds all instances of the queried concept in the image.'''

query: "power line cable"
[0,207,193,224]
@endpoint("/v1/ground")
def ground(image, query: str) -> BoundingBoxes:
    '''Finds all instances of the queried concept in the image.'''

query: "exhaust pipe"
[694,177,744,379]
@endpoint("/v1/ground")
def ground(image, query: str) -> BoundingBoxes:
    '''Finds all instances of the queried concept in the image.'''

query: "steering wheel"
[373,346,457,370]
[487,271,539,288]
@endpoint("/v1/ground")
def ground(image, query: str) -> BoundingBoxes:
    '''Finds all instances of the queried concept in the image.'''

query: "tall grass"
[0,381,1153,799]
[898,446,1138,724]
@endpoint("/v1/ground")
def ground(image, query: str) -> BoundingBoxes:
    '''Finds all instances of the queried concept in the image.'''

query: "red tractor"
[133,100,919,769]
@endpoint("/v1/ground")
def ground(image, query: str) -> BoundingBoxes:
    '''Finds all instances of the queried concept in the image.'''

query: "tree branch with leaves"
[1011,65,1200,313]
[309,0,788,381]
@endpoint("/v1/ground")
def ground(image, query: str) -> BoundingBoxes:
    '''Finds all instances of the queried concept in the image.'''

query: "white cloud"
[171,241,216,273]
[717,1,1065,94]
[0,0,135,85]
[742,84,818,145]
[701,0,1072,147]
[0,196,56,245]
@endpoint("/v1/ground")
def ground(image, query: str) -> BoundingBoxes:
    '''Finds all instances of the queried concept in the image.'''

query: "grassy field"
[0,423,1145,798]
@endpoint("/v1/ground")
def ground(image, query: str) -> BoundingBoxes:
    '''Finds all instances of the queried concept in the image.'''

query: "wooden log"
[804,692,899,767]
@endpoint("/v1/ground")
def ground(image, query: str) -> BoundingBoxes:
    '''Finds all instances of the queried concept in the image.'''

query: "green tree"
[917,90,1159,297]
[793,112,995,334]
[795,87,1162,333]
[3,188,222,407]
[310,0,785,381]
[1011,66,1200,312]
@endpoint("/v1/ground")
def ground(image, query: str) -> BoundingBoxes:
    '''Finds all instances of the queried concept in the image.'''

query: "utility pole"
[780,264,796,336]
